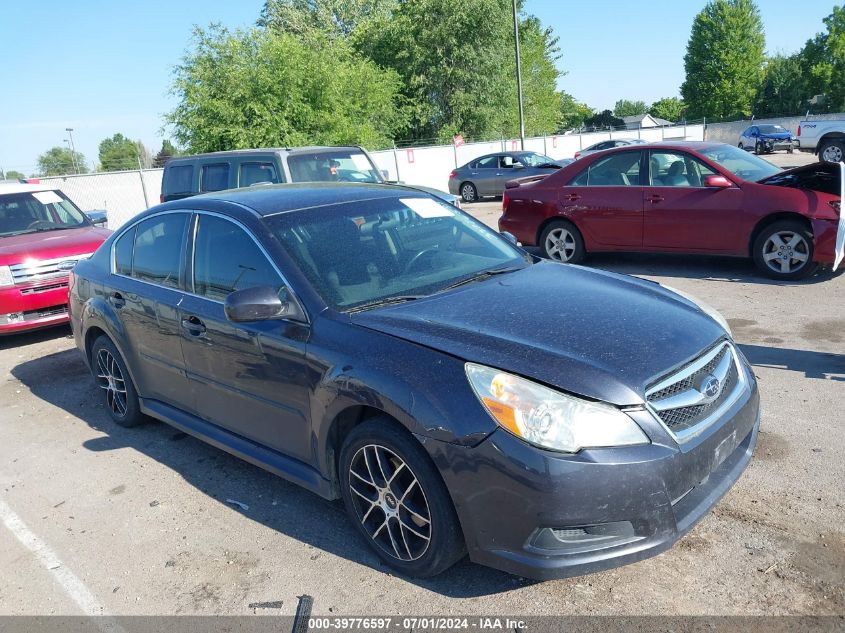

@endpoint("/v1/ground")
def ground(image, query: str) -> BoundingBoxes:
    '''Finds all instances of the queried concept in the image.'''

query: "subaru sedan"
[70,183,759,579]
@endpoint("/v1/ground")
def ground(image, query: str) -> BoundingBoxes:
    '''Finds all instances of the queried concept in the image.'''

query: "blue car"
[739,124,796,154]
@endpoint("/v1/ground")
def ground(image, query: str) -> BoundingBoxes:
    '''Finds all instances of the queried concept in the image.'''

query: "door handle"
[108,292,125,309]
[563,193,581,202]
[646,194,665,203]
[181,316,207,335]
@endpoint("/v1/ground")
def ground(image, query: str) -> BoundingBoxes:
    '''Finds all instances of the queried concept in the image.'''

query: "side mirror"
[703,175,733,188]
[500,231,519,245]
[224,285,305,323]
[86,210,108,227]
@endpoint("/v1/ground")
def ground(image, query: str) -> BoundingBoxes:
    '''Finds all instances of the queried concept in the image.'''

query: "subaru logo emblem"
[700,374,721,399]
[57,260,78,272]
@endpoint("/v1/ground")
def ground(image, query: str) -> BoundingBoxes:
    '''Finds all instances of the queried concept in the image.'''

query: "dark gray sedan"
[448,151,567,202]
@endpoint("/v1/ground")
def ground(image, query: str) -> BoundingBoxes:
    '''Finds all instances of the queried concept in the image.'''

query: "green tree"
[753,54,809,116]
[98,133,140,171]
[649,97,686,122]
[681,0,766,119]
[613,99,647,117]
[1,169,25,181]
[36,147,88,176]
[584,110,624,130]
[153,140,180,168]
[558,92,593,131]
[258,0,395,37]
[166,25,407,152]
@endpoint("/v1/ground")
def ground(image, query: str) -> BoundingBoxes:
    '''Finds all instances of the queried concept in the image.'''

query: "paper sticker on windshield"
[350,153,372,171]
[401,198,454,219]
[32,191,62,205]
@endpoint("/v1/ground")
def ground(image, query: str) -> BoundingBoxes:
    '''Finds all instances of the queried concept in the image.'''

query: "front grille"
[646,342,744,439]
[9,253,93,285]
[19,282,69,295]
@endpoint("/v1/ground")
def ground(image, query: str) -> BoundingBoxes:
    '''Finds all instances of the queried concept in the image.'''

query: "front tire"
[339,418,465,578]
[819,139,844,163]
[752,220,818,280]
[91,336,145,427]
[540,220,586,264]
[460,182,478,203]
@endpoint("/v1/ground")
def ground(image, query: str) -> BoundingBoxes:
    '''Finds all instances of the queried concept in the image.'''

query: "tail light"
[573,152,581,160]
[448,170,457,180]
[797,125,801,137]
[502,190,510,212]
[159,194,164,203]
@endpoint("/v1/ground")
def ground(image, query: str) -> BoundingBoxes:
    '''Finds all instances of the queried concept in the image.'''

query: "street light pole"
[65,127,79,174]
[512,0,525,151]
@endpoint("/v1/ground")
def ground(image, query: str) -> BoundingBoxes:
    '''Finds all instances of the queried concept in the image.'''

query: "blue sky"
[0,0,835,175]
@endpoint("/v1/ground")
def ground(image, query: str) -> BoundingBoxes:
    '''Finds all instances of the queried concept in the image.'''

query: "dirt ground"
[0,149,843,617]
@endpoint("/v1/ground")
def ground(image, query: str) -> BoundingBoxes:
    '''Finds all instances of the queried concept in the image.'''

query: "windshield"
[0,190,91,237]
[269,195,528,311]
[700,145,781,182]
[287,150,382,184]
[519,153,557,167]
[757,125,788,134]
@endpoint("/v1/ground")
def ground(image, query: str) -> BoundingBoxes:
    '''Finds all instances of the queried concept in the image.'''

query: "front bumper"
[0,278,71,335]
[426,364,760,580]
[760,138,797,152]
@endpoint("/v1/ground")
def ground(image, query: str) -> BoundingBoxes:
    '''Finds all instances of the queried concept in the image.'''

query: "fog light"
[0,312,24,325]
[529,521,640,553]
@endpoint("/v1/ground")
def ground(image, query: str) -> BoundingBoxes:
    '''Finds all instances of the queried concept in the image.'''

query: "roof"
[188,182,431,216]
[0,182,57,195]
[166,146,363,161]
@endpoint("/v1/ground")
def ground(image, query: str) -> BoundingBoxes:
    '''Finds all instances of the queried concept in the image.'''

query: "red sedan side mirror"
[703,175,733,188]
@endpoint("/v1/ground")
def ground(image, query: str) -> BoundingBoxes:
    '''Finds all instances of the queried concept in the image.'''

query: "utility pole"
[65,127,79,174]
[512,0,525,151]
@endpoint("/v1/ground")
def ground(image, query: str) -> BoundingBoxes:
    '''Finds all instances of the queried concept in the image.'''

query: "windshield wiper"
[33,226,75,232]
[346,295,426,313]
[438,265,524,293]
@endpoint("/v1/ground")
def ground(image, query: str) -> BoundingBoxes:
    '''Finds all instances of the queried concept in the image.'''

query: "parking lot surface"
[1,149,843,617]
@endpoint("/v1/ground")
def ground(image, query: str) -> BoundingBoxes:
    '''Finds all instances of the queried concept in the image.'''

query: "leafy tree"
[558,92,593,131]
[153,140,180,168]
[753,55,809,116]
[649,97,686,122]
[166,25,407,152]
[1,169,25,181]
[258,0,396,37]
[583,110,624,130]
[98,133,140,171]
[36,147,88,176]
[613,99,647,117]
[681,0,765,119]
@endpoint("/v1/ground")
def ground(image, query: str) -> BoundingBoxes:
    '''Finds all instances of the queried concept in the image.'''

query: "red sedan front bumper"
[0,276,71,335]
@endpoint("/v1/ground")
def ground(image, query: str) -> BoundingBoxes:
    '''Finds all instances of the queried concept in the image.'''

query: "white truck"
[796,118,845,162]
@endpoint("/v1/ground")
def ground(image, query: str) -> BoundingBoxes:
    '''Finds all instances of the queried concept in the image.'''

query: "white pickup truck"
[797,118,845,162]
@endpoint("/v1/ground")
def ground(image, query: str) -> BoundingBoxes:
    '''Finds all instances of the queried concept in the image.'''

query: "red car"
[500,142,842,280]
[0,183,111,334]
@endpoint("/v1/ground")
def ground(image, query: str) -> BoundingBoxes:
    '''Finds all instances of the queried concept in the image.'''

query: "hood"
[758,162,841,196]
[0,227,111,265]
[351,262,726,405]
[759,132,792,140]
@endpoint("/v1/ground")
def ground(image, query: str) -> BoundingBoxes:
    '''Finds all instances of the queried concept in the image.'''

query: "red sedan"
[500,142,842,280]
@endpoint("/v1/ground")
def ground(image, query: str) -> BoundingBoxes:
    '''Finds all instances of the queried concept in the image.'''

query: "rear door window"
[475,156,498,169]
[240,162,280,187]
[200,163,230,192]
[164,165,194,196]
[131,214,189,289]
[570,151,642,186]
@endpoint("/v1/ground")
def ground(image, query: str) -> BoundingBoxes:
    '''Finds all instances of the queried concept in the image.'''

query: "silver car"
[573,138,646,160]
[448,152,567,202]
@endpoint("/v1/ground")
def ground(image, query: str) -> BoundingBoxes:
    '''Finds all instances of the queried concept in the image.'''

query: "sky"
[0,0,836,176]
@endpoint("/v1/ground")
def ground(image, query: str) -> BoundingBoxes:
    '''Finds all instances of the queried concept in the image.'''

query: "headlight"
[465,363,649,453]
[662,284,732,337]
[0,266,13,288]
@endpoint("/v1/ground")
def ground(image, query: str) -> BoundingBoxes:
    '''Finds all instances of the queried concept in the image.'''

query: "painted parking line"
[0,497,125,632]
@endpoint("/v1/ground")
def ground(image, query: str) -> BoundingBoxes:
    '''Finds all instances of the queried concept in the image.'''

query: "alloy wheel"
[348,444,432,562]
[821,144,843,163]
[761,230,810,275]
[460,183,477,202]
[95,348,128,417]
[545,227,577,261]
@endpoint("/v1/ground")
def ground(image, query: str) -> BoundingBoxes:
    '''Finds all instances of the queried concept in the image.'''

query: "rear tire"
[91,336,144,427]
[339,418,466,578]
[752,220,818,281]
[540,220,586,264]
[460,182,478,203]
[819,139,845,163]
